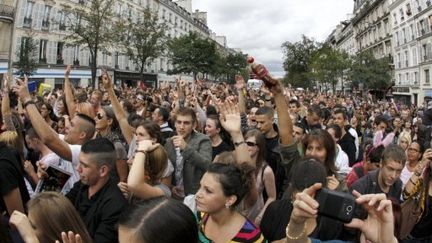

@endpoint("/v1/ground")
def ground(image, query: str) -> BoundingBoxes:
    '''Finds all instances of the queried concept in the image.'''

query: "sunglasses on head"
[246,141,257,147]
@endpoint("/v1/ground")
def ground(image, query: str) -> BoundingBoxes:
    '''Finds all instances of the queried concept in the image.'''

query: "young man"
[299,104,322,133]
[255,106,285,197]
[164,108,212,198]
[332,109,357,166]
[13,76,96,194]
[152,106,174,143]
[351,144,406,201]
[66,138,127,243]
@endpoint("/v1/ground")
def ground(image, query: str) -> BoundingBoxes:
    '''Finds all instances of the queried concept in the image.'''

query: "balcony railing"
[0,4,15,23]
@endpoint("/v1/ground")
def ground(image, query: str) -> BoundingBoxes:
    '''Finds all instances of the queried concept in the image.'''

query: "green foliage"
[350,50,392,91]
[309,44,351,93]
[119,7,169,76]
[15,36,38,77]
[214,52,247,83]
[167,32,220,79]
[281,35,318,89]
[64,0,115,87]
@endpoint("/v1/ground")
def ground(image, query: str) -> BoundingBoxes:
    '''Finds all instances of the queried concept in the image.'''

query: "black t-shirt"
[212,141,233,161]
[0,144,30,215]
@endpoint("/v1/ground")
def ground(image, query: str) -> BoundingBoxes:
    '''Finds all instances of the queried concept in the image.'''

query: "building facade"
[0,0,228,88]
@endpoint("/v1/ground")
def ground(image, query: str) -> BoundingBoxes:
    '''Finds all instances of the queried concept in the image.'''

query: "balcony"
[0,4,14,23]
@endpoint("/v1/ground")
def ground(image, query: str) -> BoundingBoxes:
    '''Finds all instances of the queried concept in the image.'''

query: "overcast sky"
[192,1,354,77]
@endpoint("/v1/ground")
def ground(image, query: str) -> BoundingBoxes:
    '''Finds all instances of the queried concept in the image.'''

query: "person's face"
[64,116,84,144]
[407,142,421,162]
[57,100,65,113]
[40,105,50,119]
[25,135,38,151]
[289,103,298,114]
[401,110,409,121]
[306,112,320,126]
[205,119,219,138]
[152,108,160,122]
[305,140,327,164]
[377,122,387,132]
[102,92,109,101]
[95,109,110,131]
[393,118,401,128]
[27,210,43,240]
[245,136,259,157]
[76,152,103,186]
[398,139,409,151]
[135,125,153,142]
[390,108,397,117]
[405,121,412,129]
[90,93,100,107]
[195,173,232,213]
[175,115,195,138]
[293,126,304,142]
[379,160,403,188]
[332,113,345,129]
[255,114,273,135]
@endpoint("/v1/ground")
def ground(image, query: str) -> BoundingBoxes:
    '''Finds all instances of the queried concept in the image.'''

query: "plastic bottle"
[247,56,276,87]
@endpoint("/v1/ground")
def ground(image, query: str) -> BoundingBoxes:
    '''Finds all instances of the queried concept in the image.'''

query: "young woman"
[400,141,423,187]
[204,115,232,161]
[241,129,276,225]
[9,192,92,243]
[127,140,171,199]
[397,131,412,152]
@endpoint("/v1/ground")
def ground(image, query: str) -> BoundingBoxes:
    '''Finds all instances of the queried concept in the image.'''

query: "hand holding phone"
[315,188,356,223]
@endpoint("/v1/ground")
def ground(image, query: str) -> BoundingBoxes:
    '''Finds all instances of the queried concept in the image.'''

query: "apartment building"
[0,0,228,88]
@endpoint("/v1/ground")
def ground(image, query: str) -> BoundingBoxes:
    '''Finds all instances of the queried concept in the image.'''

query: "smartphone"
[315,188,356,223]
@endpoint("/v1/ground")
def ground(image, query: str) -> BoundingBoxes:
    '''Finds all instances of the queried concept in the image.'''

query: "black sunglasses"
[246,141,257,147]
[96,113,104,120]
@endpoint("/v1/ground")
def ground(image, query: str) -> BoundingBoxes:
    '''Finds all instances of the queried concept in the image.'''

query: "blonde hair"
[75,102,96,118]
[27,192,93,243]
[0,131,24,160]
[398,131,412,147]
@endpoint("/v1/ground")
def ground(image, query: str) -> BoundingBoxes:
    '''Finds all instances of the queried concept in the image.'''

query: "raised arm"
[12,76,73,161]
[268,77,293,145]
[218,100,255,169]
[64,65,77,119]
[235,75,247,114]
[1,76,16,132]
[101,72,134,144]
[127,141,165,199]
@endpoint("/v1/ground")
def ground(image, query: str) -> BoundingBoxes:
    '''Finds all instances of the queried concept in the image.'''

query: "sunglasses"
[96,113,104,120]
[246,141,257,147]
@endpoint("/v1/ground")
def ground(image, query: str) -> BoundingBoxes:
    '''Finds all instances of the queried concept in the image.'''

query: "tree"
[281,35,317,89]
[222,52,248,83]
[167,32,220,80]
[64,0,115,87]
[350,50,392,92]
[309,45,351,93]
[15,35,38,77]
[119,7,169,78]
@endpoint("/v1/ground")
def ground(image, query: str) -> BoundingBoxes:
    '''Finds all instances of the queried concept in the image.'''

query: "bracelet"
[286,221,307,240]
[23,100,35,108]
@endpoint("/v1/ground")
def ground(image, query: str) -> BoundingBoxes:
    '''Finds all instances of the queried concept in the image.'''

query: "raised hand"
[11,75,31,103]
[218,100,241,135]
[290,183,322,224]
[55,231,83,243]
[136,140,159,152]
[235,74,246,91]
[9,211,38,242]
[65,65,72,78]
[101,71,112,90]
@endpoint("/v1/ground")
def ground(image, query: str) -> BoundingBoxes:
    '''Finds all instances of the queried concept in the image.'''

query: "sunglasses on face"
[246,141,257,147]
[96,113,104,120]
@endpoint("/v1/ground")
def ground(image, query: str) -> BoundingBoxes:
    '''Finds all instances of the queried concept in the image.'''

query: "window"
[407,3,412,15]
[406,73,409,83]
[405,50,409,67]
[400,8,404,21]
[23,1,34,27]
[393,13,397,24]
[59,11,66,30]
[425,69,430,84]
[39,39,48,63]
[413,48,418,65]
[414,72,419,84]
[398,73,402,84]
[42,5,51,30]
[57,42,64,64]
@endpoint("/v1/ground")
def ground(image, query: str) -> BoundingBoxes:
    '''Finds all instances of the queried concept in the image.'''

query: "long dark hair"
[118,197,198,243]
[244,129,267,174]
[303,129,337,176]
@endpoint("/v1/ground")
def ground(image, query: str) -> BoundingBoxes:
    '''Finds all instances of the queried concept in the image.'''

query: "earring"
[225,203,230,209]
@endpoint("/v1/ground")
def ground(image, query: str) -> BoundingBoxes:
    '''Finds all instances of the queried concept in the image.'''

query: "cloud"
[192,0,353,77]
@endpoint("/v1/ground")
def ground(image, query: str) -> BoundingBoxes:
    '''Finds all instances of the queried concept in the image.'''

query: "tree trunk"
[90,50,98,89]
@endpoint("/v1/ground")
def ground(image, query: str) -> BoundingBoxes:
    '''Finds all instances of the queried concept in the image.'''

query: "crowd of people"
[1,64,431,243]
